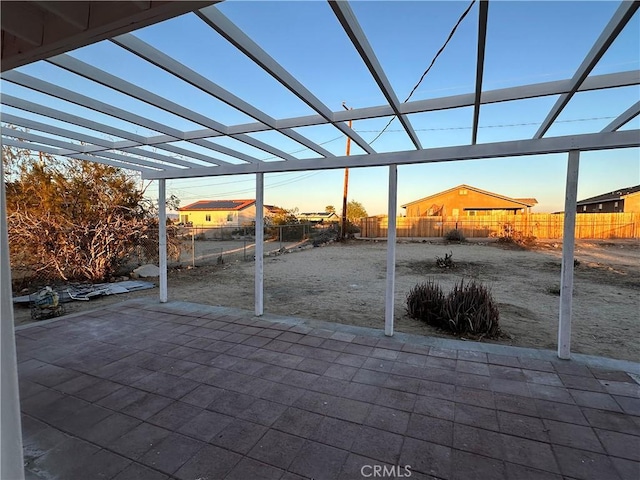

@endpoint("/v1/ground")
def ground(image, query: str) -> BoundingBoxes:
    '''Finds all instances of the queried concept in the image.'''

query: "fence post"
[191,228,195,268]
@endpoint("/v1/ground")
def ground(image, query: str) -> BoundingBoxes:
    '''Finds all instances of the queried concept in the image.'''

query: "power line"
[369,0,477,145]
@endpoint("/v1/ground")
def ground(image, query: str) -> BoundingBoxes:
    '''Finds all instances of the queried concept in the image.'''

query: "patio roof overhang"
[1,2,639,479]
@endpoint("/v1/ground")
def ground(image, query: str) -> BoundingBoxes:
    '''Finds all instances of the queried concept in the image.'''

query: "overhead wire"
[368,0,477,145]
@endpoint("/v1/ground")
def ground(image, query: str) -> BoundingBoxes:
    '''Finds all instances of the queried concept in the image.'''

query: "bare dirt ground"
[13,239,639,362]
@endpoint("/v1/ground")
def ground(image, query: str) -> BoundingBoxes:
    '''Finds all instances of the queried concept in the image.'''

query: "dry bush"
[4,144,181,284]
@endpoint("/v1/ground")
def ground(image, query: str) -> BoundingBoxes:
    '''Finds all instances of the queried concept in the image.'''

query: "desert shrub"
[436,251,454,269]
[547,285,561,296]
[494,223,536,248]
[444,229,466,242]
[406,280,445,327]
[441,279,500,338]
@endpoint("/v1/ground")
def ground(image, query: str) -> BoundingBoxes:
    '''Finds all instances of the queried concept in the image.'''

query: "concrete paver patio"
[16,299,640,480]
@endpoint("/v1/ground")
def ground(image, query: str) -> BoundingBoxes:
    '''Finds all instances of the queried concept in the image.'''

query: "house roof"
[514,198,539,205]
[179,199,255,211]
[576,185,640,205]
[401,184,537,209]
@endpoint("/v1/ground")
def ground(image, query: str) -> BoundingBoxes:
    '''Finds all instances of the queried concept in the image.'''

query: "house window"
[459,189,468,195]
[205,214,211,222]
[467,211,476,217]
[452,209,459,217]
[582,206,587,212]
[614,201,618,207]
[598,204,603,210]
[227,214,233,222]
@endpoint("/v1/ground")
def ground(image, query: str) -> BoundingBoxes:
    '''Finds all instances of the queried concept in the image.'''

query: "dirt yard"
[13,239,639,362]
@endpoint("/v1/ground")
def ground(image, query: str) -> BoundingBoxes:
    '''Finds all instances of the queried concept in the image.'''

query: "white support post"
[1,155,25,480]
[255,173,264,316]
[158,179,168,303]
[558,150,580,359]
[385,164,398,336]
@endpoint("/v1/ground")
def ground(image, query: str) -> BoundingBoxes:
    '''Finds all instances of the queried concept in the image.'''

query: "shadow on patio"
[17,299,640,480]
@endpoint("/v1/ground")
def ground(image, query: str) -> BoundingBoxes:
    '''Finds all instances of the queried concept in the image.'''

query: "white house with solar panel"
[178,199,282,227]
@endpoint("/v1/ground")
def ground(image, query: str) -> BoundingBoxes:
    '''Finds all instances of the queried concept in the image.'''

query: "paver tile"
[542,419,604,452]
[225,457,284,480]
[364,405,410,434]
[248,429,305,469]
[351,426,403,465]
[310,416,361,450]
[501,434,559,474]
[452,449,505,480]
[177,409,234,441]
[272,407,324,437]
[174,444,241,480]
[108,422,171,460]
[611,457,640,480]
[595,428,640,461]
[413,395,455,421]
[112,463,170,480]
[147,401,202,431]
[140,433,204,474]
[289,440,349,480]
[553,444,621,480]
[210,418,268,454]
[400,437,452,479]
[581,407,640,435]
[570,389,623,412]
[497,411,549,442]
[407,413,453,446]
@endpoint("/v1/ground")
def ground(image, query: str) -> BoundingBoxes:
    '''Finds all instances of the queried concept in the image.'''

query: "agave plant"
[442,279,500,338]
[406,279,446,327]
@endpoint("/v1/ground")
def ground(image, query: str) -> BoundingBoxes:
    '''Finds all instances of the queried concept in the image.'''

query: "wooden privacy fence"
[360,213,639,239]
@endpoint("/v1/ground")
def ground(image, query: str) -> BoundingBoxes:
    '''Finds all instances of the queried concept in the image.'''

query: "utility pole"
[341,102,352,241]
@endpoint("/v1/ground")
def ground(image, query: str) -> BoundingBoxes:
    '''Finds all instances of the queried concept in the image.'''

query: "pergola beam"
[111,34,335,158]
[601,101,640,133]
[2,70,636,173]
[329,0,422,149]
[197,5,377,155]
[471,0,489,145]
[1,138,157,174]
[1,93,148,144]
[3,71,185,139]
[0,112,114,148]
[141,129,640,179]
[47,54,299,162]
[534,1,639,139]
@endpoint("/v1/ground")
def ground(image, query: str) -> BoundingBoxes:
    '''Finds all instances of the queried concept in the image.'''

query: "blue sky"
[2,1,638,215]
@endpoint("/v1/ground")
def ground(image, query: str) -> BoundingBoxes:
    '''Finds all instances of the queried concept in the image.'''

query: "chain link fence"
[132,223,327,268]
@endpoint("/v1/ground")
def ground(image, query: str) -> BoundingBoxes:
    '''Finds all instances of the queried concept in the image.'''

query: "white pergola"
[1,2,639,477]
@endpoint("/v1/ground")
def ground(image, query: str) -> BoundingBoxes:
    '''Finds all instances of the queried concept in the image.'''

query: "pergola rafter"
[534,0,639,139]
[111,34,336,159]
[329,0,422,150]
[196,5,377,155]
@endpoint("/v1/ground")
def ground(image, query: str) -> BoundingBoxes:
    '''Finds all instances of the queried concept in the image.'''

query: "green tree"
[346,200,368,225]
[325,205,336,213]
[3,144,179,283]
